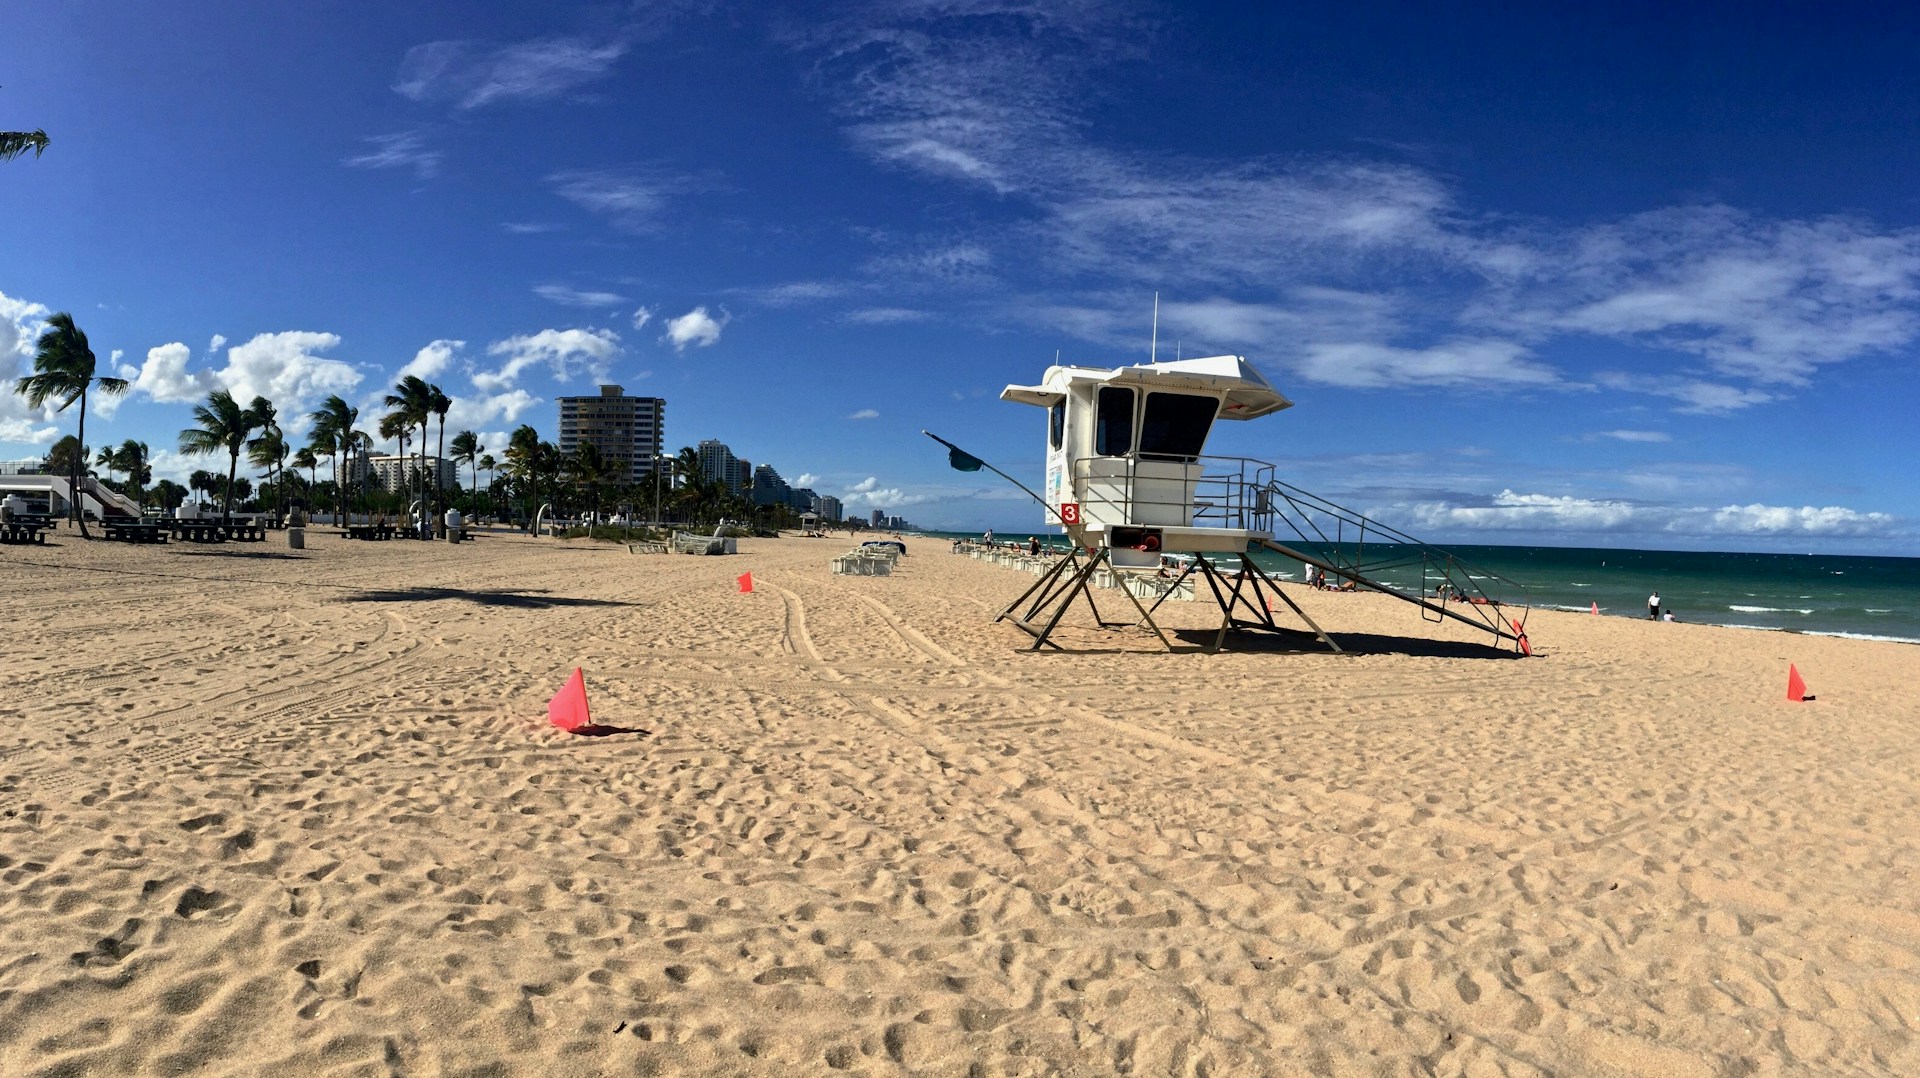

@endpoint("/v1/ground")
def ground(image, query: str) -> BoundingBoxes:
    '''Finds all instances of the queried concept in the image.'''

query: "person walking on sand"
[1647,590,1661,619]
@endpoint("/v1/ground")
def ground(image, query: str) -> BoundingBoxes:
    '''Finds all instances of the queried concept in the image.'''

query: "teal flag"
[947,447,984,472]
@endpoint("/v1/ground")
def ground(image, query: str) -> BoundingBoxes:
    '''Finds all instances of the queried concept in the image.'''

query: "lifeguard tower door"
[1043,398,1069,527]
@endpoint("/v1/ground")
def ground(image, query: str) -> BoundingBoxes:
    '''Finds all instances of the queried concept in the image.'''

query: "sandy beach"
[2,527,1917,1076]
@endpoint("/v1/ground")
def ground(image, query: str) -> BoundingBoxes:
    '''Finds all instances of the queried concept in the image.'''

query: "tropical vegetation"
[15,313,129,537]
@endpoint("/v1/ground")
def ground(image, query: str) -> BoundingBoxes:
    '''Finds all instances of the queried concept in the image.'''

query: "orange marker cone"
[1786,663,1807,702]
[549,667,591,733]
[737,571,753,593]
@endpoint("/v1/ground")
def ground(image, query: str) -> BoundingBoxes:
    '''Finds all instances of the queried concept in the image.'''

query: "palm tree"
[94,445,119,488]
[308,394,359,526]
[477,452,497,519]
[15,313,129,538]
[383,376,433,534]
[429,384,450,529]
[569,443,615,523]
[178,389,268,524]
[449,430,482,495]
[188,469,219,508]
[113,440,151,505]
[292,446,318,499]
[248,423,289,518]
[151,479,187,512]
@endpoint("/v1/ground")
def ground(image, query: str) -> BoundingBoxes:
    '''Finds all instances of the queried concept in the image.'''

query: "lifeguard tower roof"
[1000,355,1292,419]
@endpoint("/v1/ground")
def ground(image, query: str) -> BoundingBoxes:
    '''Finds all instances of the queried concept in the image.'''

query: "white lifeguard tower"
[984,354,1529,653]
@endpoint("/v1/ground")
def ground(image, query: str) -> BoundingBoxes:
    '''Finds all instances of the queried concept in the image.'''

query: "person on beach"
[1648,590,1660,619]
[984,528,993,547]
[1663,608,1677,622]
[1027,536,1040,556]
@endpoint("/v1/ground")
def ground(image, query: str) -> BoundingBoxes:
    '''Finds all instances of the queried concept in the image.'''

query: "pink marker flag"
[549,667,592,733]
[1786,664,1807,702]
[737,572,754,593]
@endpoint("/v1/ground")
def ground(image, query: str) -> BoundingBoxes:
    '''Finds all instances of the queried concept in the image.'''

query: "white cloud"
[865,243,993,281]
[1486,206,1920,387]
[1298,339,1560,390]
[1594,430,1672,443]
[749,280,847,307]
[1402,489,1903,540]
[400,339,464,381]
[662,306,728,352]
[342,130,442,180]
[446,389,542,430]
[840,475,931,509]
[847,408,879,419]
[795,472,820,487]
[207,334,226,355]
[219,332,364,419]
[129,342,215,403]
[534,283,628,308]
[395,36,629,110]
[795,9,1920,411]
[1594,372,1775,414]
[844,307,929,325]
[119,333,358,429]
[474,328,620,391]
[549,168,684,233]
[502,222,564,234]
[631,306,655,330]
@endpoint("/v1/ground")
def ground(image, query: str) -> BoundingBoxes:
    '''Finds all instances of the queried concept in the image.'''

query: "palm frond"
[0,130,49,162]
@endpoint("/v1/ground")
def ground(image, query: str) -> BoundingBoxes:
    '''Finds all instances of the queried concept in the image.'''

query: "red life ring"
[1139,533,1161,552]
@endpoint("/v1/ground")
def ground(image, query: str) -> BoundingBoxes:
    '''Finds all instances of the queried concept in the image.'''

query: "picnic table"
[1,513,52,545]
[345,523,396,540]
[103,521,167,543]
[166,520,227,543]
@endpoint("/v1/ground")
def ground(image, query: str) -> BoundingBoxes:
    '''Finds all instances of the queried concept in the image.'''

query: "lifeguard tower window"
[1048,401,1064,450]
[1139,392,1219,460]
[1096,386,1135,456]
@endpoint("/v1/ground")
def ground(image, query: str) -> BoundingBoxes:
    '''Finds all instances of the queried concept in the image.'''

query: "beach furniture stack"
[831,545,898,576]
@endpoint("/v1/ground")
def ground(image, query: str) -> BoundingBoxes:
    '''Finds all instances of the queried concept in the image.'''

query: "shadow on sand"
[1167,624,1522,660]
[565,723,651,737]
[340,587,635,609]
[170,549,308,560]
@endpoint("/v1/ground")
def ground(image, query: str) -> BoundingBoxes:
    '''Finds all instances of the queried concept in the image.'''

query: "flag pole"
[922,430,1066,527]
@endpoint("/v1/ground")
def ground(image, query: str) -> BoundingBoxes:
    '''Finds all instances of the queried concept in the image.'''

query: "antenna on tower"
[1149,291,1159,363]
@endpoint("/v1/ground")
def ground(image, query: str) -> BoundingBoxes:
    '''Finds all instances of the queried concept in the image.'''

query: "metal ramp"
[1243,470,1530,650]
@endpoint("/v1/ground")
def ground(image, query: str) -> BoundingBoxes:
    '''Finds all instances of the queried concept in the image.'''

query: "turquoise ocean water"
[922,532,1920,644]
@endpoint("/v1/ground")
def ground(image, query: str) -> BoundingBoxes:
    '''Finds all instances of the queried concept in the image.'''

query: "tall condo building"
[557,385,665,484]
[697,439,752,493]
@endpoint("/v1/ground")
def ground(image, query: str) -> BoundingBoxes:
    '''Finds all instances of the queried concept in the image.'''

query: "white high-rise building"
[558,385,666,484]
[697,439,751,493]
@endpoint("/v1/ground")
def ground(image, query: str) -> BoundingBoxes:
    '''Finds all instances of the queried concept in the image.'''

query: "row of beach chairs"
[953,543,1196,602]
[830,545,899,576]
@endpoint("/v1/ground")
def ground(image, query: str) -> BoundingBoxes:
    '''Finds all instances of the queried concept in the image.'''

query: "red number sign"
[1059,502,1081,525]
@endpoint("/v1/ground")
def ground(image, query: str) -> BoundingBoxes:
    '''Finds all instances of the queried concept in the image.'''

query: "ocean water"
[926,532,1920,644]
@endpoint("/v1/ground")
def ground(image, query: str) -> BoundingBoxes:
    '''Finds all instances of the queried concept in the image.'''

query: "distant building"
[750,464,791,507]
[814,494,842,522]
[870,508,884,528]
[697,440,752,493]
[558,385,665,484]
[367,454,455,494]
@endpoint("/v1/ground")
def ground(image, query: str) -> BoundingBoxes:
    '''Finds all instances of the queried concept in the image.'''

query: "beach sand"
[2,528,1917,1075]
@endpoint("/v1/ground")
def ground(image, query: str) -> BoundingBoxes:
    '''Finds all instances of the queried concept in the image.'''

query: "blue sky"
[3,1,1917,552]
